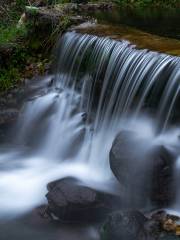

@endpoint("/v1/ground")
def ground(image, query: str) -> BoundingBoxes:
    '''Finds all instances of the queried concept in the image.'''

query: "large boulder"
[110,130,176,208]
[46,177,121,222]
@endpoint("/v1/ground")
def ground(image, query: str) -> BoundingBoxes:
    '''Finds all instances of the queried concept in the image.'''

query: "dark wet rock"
[110,130,176,208]
[110,130,152,207]
[149,146,176,207]
[100,210,180,240]
[46,177,120,222]
[110,130,143,182]
[144,219,161,238]
[100,210,150,240]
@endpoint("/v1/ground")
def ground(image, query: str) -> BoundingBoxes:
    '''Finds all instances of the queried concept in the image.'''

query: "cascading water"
[0,32,180,218]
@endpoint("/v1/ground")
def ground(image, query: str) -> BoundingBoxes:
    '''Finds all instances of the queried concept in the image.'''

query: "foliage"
[0,25,27,45]
[0,41,50,91]
[0,1,52,92]
[0,1,27,26]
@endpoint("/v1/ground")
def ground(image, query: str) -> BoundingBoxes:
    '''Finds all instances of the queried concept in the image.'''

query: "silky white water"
[0,32,179,218]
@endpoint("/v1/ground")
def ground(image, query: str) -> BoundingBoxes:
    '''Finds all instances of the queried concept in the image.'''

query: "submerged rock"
[110,130,176,208]
[46,177,120,222]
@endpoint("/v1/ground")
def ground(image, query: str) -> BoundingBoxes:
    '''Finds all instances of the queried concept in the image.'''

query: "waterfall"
[0,32,179,217]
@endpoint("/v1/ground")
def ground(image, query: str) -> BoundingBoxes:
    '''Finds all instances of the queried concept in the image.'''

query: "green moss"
[0,25,27,45]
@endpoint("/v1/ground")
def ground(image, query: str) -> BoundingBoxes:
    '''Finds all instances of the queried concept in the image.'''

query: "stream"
[0,18,180,240]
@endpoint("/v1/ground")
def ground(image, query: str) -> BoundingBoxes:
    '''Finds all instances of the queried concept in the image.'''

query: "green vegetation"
[0,44,49,91]
[0,21,36,91]
[0,25,27,45]
[0,1,50,91]
[0,1,26,91]
[0,68,20,91]
[0,0,80,92]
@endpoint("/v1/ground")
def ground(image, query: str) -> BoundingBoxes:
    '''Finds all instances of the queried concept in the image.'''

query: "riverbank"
[0,2,112,92]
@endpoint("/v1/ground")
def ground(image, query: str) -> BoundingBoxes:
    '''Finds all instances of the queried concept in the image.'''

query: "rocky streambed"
[40,130,180,239]
[1,129,180,240]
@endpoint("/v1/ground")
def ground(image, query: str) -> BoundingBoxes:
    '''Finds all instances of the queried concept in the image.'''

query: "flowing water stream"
[0,32,180,238]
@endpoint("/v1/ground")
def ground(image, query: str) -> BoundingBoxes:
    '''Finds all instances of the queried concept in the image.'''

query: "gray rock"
[110,130,175,208]
[46,177,120,222]
[101,210,180,240]
[100,210,150,240]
